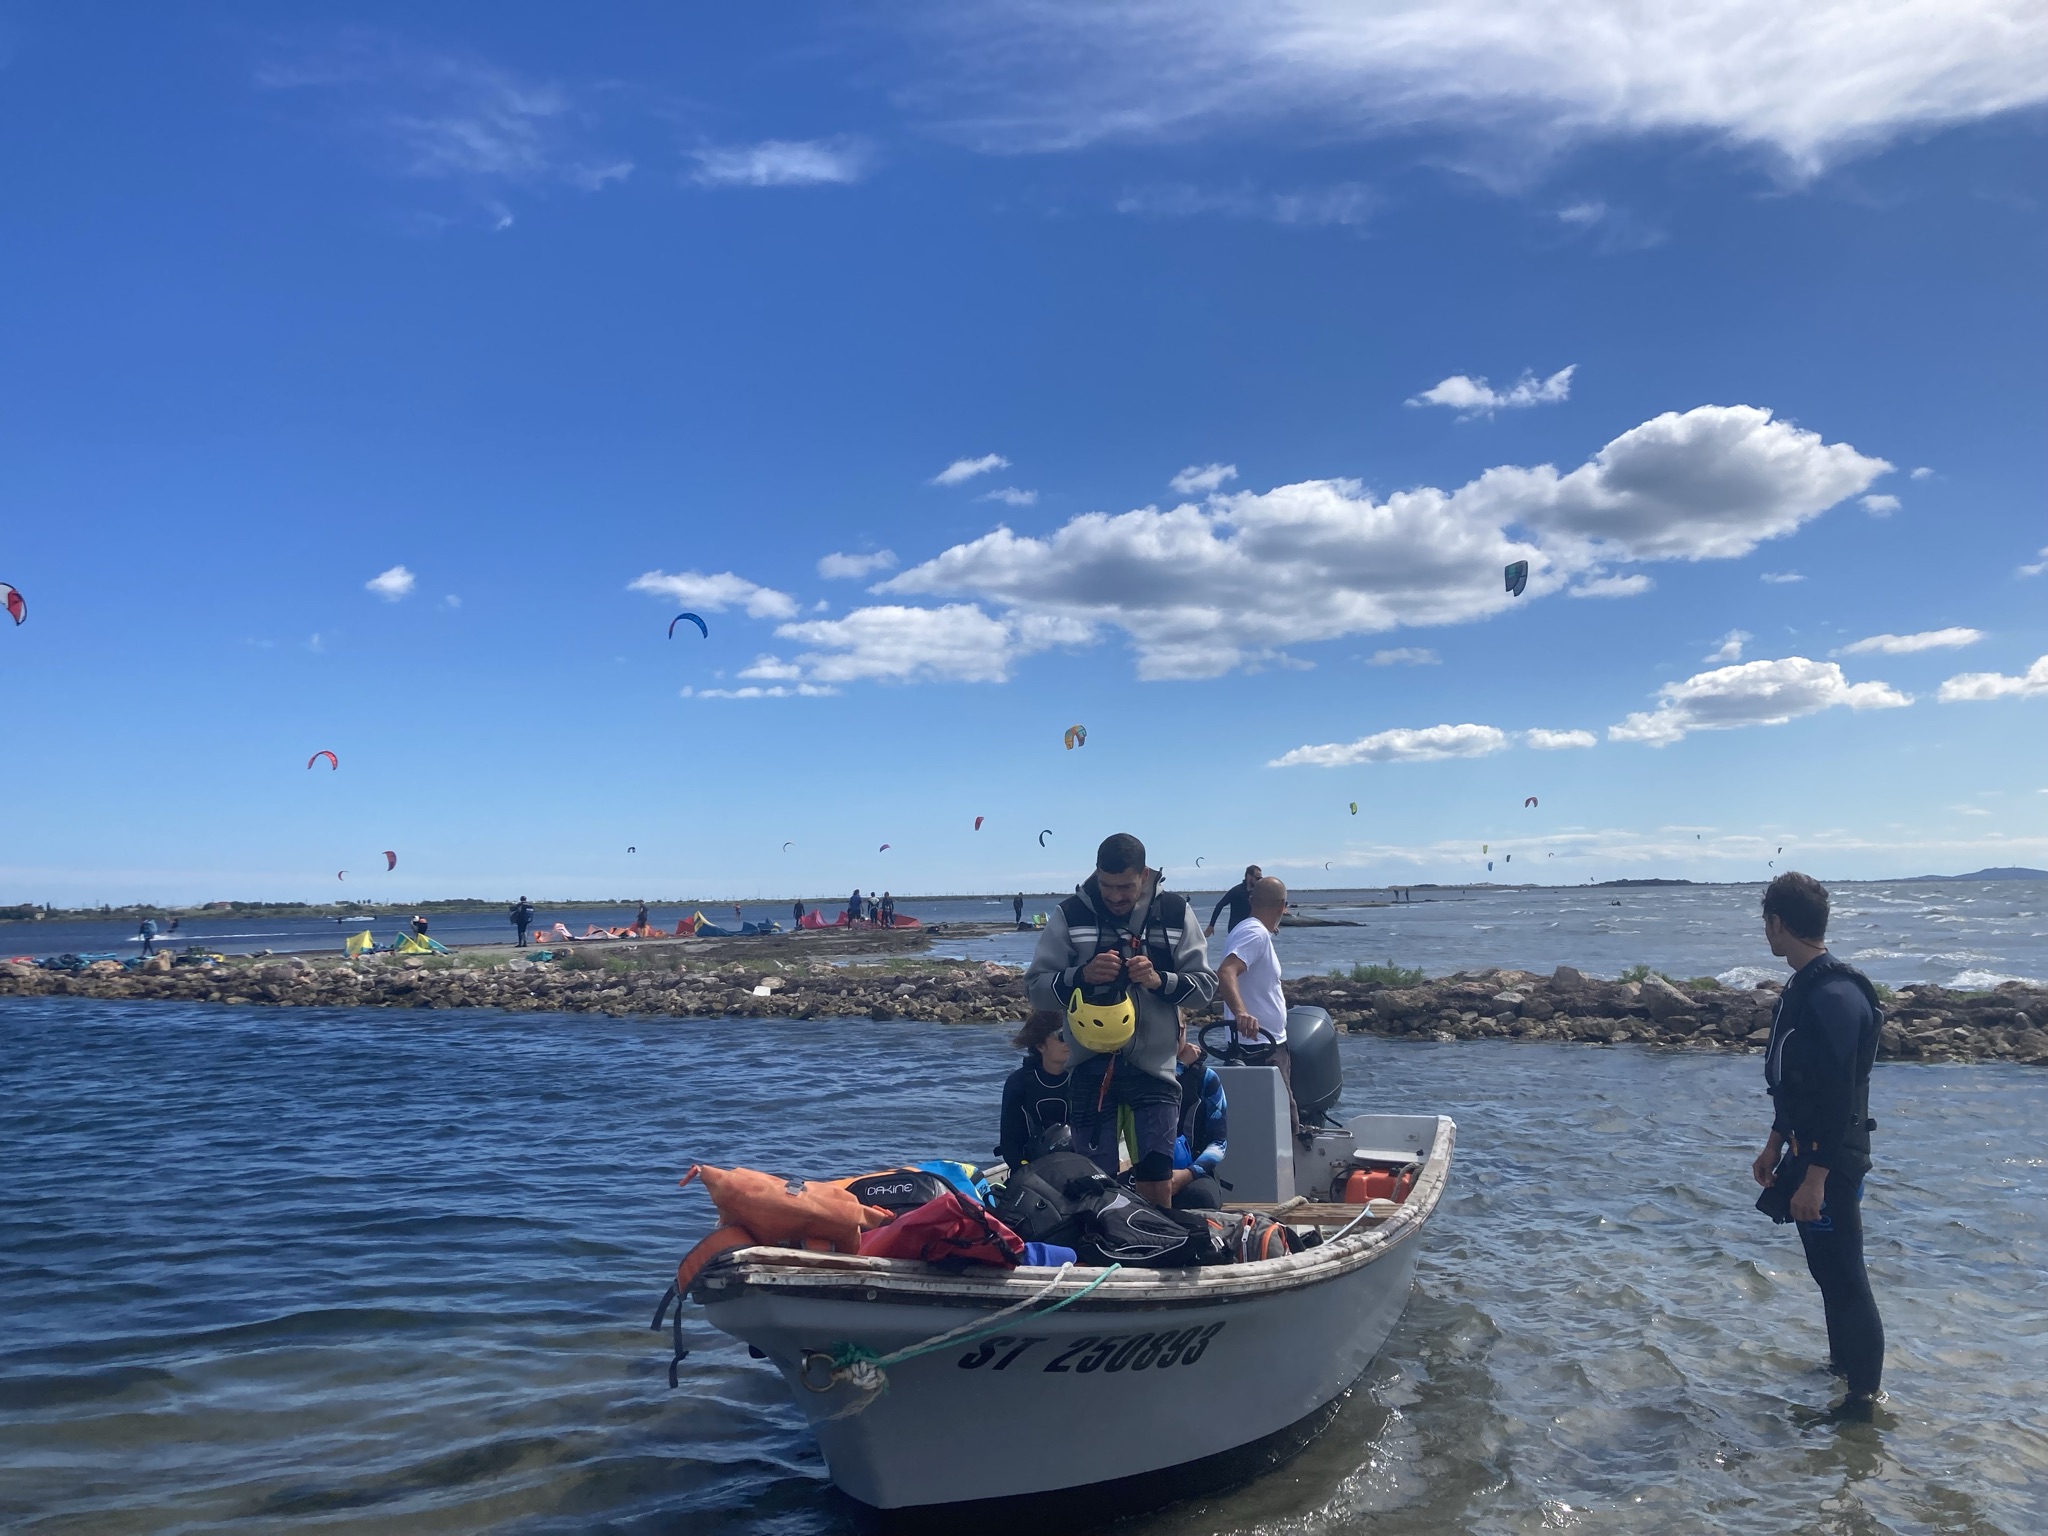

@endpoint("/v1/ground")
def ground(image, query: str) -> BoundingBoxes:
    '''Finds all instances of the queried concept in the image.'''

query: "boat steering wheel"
[1196,1019,1281,1065]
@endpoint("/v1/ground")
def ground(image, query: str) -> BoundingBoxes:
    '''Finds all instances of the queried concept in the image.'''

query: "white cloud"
[689,137,869,188]
[627,569,799,620]
[681,684,840,699]
[1408,365,1575,416]
[2019,546,2048,578]
[1706,629,1752,663]
[1570,572,1653,599]
[818,550,899,580]
[1938,654,2048,702]
[366,565,415,600]
[1525,728,1597,750]
[1910,466,1934,480]
[258,38,631,214]
[442,594,461,609]
[1367,647,1439,666]
[1271,722,1509,768]
[1609,657,1911,745]
[761,604,1092,685]
[1836,628,1984,656]
[981,487,1039,507]
[1861,493,1901,516]
[1171,463,1238,495]
[1115,181,1375,227]
[933,453,1010,486]
[1761,571,1806,584]
[908,1,2048,175]
[874,403,1881,680]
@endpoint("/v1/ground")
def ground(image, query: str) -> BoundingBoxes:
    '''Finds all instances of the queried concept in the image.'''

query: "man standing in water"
[1752,871,1886,1413]
[1205,864,1261,938]
[1027,834,1215,1208]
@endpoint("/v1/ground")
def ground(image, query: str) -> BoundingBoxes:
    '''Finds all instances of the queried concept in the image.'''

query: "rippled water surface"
[4,998,2045,1534]
[10,879,2045,989]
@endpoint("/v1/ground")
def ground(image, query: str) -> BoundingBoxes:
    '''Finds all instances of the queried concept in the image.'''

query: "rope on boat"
[799,1262,1122,1420]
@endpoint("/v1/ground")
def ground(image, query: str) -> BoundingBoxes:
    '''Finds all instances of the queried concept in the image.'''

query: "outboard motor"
[1284,1005,1343,1126]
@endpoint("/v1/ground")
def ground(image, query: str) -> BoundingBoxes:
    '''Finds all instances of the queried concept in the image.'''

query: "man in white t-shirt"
[1216,877,1301,1140]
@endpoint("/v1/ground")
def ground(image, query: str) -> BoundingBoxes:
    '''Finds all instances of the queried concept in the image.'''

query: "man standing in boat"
[1216,876,1302,1143]
[1027,833,1216,1209]
[1751,871,1886,1415]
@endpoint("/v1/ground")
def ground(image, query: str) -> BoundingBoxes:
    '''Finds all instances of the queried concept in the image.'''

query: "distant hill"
[1898,867,2048,882]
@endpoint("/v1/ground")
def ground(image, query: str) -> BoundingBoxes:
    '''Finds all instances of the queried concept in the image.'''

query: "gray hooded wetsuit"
[1026,872,1216,1090]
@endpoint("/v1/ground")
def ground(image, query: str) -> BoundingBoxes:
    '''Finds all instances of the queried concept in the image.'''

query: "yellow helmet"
[1067,983,1136,1054]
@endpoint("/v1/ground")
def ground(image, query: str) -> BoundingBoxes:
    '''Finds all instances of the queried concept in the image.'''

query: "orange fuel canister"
[1341,1169,1399,1203]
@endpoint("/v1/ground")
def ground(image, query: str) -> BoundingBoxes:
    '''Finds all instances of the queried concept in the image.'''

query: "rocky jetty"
[3,951,2042,1066]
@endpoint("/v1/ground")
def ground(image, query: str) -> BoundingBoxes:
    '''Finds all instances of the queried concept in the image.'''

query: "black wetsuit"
[510,901,533,946]
[1209,882,1252,933]
[1014,894,1025,923]
[996,1060,1072,1168]
[1764,953,1885,1397]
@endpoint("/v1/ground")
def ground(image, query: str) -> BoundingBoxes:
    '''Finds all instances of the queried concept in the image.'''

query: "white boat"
[679,1011,1456,1518]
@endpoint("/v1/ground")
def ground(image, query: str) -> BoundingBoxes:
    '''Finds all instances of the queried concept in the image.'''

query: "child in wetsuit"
[995,1011,1073,1169]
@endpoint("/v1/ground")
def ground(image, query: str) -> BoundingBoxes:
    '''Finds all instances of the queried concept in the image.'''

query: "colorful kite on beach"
[974,816,985,831]
[668,612,708,640]
[383,851,397,871]
[307,750,338,771]
[1038,829,1053,847]
[1,583,23,625]
[1064,724,1087,750]
[1505,560,1529,597]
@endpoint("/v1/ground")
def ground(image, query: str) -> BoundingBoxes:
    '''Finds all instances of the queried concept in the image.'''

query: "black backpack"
[838,1167,959,1216]
[991,1151,1116,1247]
[1075,1191,1206,1268]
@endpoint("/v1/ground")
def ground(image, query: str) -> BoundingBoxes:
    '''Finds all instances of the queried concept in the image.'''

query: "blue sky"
[2,3,2045,905]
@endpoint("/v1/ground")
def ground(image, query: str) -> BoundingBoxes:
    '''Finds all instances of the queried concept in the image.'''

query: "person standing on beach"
[510,897,534,947]
[1027,833,1215,1208]
[1205,865,1262,938]
[1014,893,1025,924]
[879,891,895,928]
[138,917,157,956]
[793,899,806,926]
[1752,871,1886,1414]
[1215,878,1301,1140]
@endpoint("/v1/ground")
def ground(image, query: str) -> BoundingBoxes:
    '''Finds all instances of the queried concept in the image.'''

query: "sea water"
[9,879,2045,989]
[3,997,2043,1534]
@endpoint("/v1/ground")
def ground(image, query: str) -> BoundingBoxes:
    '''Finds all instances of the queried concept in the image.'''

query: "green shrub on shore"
[1333,960,1427,987]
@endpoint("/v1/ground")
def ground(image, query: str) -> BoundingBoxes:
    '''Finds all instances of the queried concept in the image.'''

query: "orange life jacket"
[678,1163,892,1254]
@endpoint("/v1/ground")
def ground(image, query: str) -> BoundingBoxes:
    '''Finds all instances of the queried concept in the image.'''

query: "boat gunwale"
[690,1113,1455,1312]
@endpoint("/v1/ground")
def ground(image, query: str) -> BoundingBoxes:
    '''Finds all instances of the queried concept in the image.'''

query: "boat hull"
[704,1228,1422,1508]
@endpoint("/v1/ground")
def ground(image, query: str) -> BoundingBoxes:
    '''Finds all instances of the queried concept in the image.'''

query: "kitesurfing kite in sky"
[307,751,338,771]
[383,851,397,871]
[1505,561,1529,597]
[879,843,891,852]
[1064,724,1087,750]
[974,816,984,831]
[1524,797,1539,808]
[1349,802,1358,815]
[668,612,708,640]
[627,846,636,854]
[1039,829,1053,847]
[1,583,23,625]
[783,841,794,851]
[336,870,347,881]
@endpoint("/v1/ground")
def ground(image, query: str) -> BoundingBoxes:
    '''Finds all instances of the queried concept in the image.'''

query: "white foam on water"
[1950,969,2042,990]
[1716,964,1782,990]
